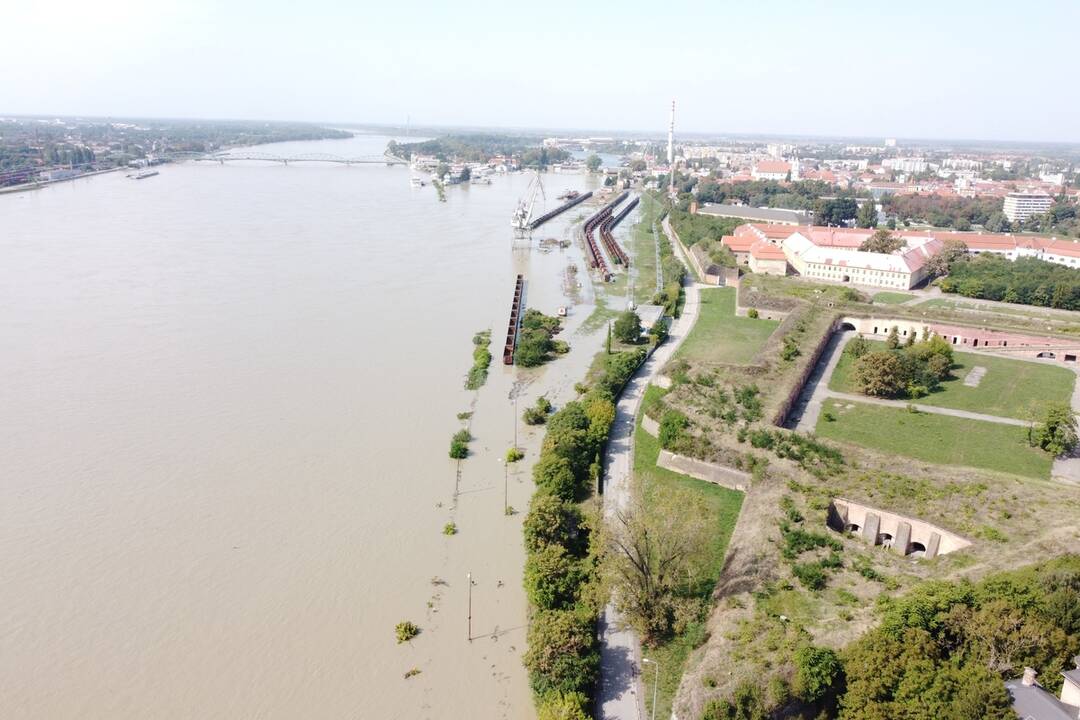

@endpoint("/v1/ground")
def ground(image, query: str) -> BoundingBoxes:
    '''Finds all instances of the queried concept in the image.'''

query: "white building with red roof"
[751,160,791,181]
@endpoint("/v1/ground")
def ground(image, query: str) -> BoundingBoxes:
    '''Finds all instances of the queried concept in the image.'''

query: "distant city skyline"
[4,0,1079,143]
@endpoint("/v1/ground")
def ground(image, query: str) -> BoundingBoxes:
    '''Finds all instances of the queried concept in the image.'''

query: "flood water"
[0,133,629,719]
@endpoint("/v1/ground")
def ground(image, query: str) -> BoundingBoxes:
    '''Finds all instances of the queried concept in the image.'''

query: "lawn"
[674,287,779,365]
[635,385,744,720]
[871,291,916,304]
[815,399,1052,479]
[828,339,1075,420]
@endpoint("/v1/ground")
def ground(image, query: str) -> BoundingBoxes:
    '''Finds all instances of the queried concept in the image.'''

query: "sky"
[3,0,1079,142]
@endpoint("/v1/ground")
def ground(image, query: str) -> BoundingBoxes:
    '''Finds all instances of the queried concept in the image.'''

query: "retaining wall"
[657,450,750,492]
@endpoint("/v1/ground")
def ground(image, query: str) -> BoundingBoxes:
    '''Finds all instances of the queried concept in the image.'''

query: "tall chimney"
[1022,667,1038,687]
[667,100,675,166]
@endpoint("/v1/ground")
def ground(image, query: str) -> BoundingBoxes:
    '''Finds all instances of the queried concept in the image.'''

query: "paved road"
[596,216,704,720]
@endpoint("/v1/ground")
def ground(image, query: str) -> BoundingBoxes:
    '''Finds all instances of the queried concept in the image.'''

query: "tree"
[537,692,590,720]
[855,200,878,228]
[887,325,901,349]
[985,211,1010,233]
[459,166,471,181]
[605,489,710,644]
[524,609,599,696]
[585,154,602,173]
[926,238,970,278]
[860,228,905,254]
[524,543,589,610]
[816,197,858,226]
[1032,403,1078,456]
[613,310,642,344]
[853,351,907,397]
[532,453,578,501]
[523,493,586,555]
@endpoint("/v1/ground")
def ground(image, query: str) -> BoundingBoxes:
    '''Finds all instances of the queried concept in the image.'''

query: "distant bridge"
[193,151,408,166]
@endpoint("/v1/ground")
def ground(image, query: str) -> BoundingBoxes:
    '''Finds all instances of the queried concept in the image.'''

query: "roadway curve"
[597,215,704,720]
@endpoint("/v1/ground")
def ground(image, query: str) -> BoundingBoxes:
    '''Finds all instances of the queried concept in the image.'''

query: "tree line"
[939,254,1080,311]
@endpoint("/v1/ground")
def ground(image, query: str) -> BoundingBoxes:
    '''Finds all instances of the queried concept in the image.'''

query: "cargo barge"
[528,190,593,231]
[503,274,525,365]
[581,191,631,280]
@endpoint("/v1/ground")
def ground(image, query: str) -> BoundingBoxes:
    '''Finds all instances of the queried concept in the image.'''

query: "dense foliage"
[849,333,953,399]
[884,194,1003,230]
[517,309,567,367]
[523,349,646,714]
[386,134,571,167]
[940,254,1080,310]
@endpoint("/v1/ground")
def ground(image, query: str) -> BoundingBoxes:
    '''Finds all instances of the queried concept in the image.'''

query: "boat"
[557,306,567,317]
[557,190,580,200]
[410,176,425,187]
[471,175,492,185]
[130,170,159,180]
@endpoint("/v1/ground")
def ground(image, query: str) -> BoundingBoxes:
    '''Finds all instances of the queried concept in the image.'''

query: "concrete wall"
[828,498,972,558]
[841,315,1080,367]
[657,450,750,492]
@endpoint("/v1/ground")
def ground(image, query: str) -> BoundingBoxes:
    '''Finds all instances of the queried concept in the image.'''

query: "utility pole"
[503,461,508,516]
[466,572,473,642]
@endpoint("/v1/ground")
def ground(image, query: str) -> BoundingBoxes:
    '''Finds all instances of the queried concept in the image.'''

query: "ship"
[410,176,425,187]
[130,170,159,180]
[557,190,580,200]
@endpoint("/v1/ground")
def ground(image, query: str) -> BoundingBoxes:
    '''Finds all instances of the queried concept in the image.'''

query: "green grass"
[917,297,1063,319]
[871,291,916,304]
[674,287,779,365]
[815,400,1052,479]
[629,193,665,305]
[635,385,744,720]
[829,339,1075,420]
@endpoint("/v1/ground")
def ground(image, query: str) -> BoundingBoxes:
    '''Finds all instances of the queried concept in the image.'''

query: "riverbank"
[0,166,125,194]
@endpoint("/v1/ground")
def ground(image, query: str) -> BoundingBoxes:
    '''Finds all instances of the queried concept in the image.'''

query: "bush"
[793,562,827,590]
[536,691,590,720]
[523,494,587,556]
[658,410,690,449]
[395,620,420,643]
[507,447,525,463]
[533,453,579,501]
[747,307,759,319]
[794,645,842,703]
[443,521,458,536]
[780,336,801,361]
[449,439,469,459]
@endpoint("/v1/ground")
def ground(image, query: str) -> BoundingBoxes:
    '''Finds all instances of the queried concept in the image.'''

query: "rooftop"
[698,203,809,225]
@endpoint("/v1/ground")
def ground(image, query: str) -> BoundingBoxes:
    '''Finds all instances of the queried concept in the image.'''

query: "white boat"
[410,176,425,187]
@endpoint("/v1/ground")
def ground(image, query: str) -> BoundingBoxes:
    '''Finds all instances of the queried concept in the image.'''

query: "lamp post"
[466,572,473,642]
[642,657,659,720]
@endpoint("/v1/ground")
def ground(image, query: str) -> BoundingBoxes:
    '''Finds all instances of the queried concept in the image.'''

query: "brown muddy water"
[0,133,639,719]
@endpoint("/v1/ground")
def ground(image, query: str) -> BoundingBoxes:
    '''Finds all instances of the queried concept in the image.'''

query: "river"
[0,133,638,719]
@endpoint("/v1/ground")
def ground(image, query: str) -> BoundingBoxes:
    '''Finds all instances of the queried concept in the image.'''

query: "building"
[697,203,809,226]
[1004,191,1054,222]
[751,160,790,181]
[1005,661,1080,720]
[748,241,788,275]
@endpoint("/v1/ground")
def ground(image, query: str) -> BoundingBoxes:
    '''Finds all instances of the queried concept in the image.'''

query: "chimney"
[1022,667,1038,687]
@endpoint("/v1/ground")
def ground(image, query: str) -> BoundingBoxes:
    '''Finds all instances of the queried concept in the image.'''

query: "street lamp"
[642,657,659,720]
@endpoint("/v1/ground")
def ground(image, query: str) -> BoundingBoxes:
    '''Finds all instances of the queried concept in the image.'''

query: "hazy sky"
[4,0,1078,142]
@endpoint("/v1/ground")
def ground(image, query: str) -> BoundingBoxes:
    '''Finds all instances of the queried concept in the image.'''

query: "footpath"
[597,215,705,720]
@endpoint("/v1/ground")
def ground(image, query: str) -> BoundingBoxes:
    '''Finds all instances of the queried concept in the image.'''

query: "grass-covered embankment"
[815,399,1052,479]
[673,288,778,365]
[828,339,1075,419]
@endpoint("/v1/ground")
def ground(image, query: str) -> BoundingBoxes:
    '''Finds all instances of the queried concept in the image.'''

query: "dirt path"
[596,216,704,720]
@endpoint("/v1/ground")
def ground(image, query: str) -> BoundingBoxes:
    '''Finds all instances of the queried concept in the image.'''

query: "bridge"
[193,151,408,166]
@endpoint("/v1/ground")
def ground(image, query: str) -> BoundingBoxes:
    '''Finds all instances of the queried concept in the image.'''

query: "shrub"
[449,440,468,459]
[536,691,590,720]
[794,645,842,703]
[747,307,759,319]
[443,522,458,536]
[658,410,690,449]
[533,453,579,501]
[523,494,586,555]
[793,562,827,590]
[507,447,525,463]
[395,620,420,643]
[781,336,801,361]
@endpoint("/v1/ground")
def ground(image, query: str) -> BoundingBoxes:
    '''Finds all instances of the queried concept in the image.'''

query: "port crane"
[511,171,545,237]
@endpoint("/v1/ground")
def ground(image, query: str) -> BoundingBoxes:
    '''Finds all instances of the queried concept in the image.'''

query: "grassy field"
[629,193,664,305]
[871,291,916,304]
[917,297,1061,318]
[674,287,779,365]
[815,399,1052,479]
[636,385,744,720]
[828,339,1075,419]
